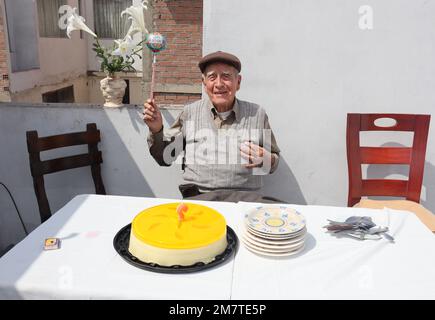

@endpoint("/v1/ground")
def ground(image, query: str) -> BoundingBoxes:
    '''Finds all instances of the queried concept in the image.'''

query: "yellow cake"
[128,202,227,267]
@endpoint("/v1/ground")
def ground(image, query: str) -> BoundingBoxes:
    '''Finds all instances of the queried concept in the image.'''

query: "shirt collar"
[207,96,241,122]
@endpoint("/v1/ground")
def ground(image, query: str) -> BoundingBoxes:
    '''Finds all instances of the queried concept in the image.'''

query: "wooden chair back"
[346,113,430,207]
[26,123,106,222]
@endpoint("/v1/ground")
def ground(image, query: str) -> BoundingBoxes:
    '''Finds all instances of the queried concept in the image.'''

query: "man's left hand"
[240,141,274,169]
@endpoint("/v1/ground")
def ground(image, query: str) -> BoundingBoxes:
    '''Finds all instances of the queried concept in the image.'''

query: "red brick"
[151,0,203,104]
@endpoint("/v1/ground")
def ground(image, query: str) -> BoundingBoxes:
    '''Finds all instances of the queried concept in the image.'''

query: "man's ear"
[237,75,242,90]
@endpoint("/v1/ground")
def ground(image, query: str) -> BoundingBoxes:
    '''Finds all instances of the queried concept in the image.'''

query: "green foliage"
[92,39,143,76]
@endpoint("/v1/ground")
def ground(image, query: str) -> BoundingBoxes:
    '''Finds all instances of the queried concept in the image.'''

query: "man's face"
[202,62,241,110]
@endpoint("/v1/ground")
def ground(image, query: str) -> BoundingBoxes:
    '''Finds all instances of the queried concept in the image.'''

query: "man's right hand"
[143,99,163,133]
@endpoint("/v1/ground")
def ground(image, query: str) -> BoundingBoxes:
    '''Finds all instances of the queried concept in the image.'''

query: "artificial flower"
[66,7,97,39]
[112,35,136,59]
[61,4,150,76]
[122,0,149,37]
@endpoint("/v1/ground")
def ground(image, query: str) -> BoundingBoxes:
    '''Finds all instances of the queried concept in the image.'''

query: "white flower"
[112,35,136,59]
[121,0,149,37]
[66,7,97,39]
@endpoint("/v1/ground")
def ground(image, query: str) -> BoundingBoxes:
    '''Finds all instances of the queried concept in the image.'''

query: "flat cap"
[198,51,241,73]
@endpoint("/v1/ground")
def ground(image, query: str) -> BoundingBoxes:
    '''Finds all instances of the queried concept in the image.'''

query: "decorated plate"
[242,238,306,257]
[242,232,305,251]
[244,206,306,235]
[246,225,307,239]
[244,229,306,246]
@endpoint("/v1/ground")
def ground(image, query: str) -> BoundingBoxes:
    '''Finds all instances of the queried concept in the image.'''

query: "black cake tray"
[113,224,238,274]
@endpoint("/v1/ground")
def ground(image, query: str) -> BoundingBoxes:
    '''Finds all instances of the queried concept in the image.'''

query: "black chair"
[26,123,106,223]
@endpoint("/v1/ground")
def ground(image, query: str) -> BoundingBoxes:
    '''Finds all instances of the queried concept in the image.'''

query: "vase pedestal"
[100,76,127,107]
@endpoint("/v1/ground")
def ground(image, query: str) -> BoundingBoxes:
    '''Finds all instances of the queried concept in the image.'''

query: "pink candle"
[176,203,188,221]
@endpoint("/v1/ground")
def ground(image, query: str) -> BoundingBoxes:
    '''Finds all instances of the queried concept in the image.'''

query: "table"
[233,202,435,299]
[0,195,238,299]
[0,195,434,299]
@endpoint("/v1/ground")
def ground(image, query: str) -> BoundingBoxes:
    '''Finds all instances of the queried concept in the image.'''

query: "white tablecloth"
[0,195,434,299]
[232,202,435,300]
[0,195,238,300]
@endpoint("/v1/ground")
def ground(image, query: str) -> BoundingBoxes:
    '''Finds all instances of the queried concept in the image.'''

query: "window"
[37,0,68,38]
[93,0,132,39]
[42,86,75,103]
[4,0,40,72]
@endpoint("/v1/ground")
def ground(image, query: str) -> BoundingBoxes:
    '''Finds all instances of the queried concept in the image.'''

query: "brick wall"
[0,4,10,101]
[152,0,202,105]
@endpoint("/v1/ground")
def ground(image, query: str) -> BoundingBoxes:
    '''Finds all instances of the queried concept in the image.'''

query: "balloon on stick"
[145,32,167,101]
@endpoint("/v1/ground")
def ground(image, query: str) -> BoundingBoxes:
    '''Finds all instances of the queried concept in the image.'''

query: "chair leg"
[91,165,106,195]
[32,176,51,223]
[348,196,361,207]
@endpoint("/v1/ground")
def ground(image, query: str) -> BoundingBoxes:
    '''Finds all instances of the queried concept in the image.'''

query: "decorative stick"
[150,55,156,100]
[145,32,167,101]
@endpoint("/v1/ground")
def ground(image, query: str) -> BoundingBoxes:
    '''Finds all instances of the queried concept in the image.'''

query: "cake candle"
[176,203,188,222]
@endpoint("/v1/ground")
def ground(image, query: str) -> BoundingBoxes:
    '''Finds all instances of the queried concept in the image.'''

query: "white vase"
[100,75,127,107]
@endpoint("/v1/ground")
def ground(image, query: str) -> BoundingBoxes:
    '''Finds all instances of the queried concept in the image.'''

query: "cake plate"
[113,224,238,274]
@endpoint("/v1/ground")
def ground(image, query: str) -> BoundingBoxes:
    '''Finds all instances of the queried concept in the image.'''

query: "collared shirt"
[147,97,280,191]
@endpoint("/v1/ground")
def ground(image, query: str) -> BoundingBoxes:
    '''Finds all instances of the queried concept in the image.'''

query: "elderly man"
[143,51,282,203]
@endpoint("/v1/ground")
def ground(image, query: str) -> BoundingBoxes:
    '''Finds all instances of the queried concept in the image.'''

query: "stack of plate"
[242,205,307,257]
